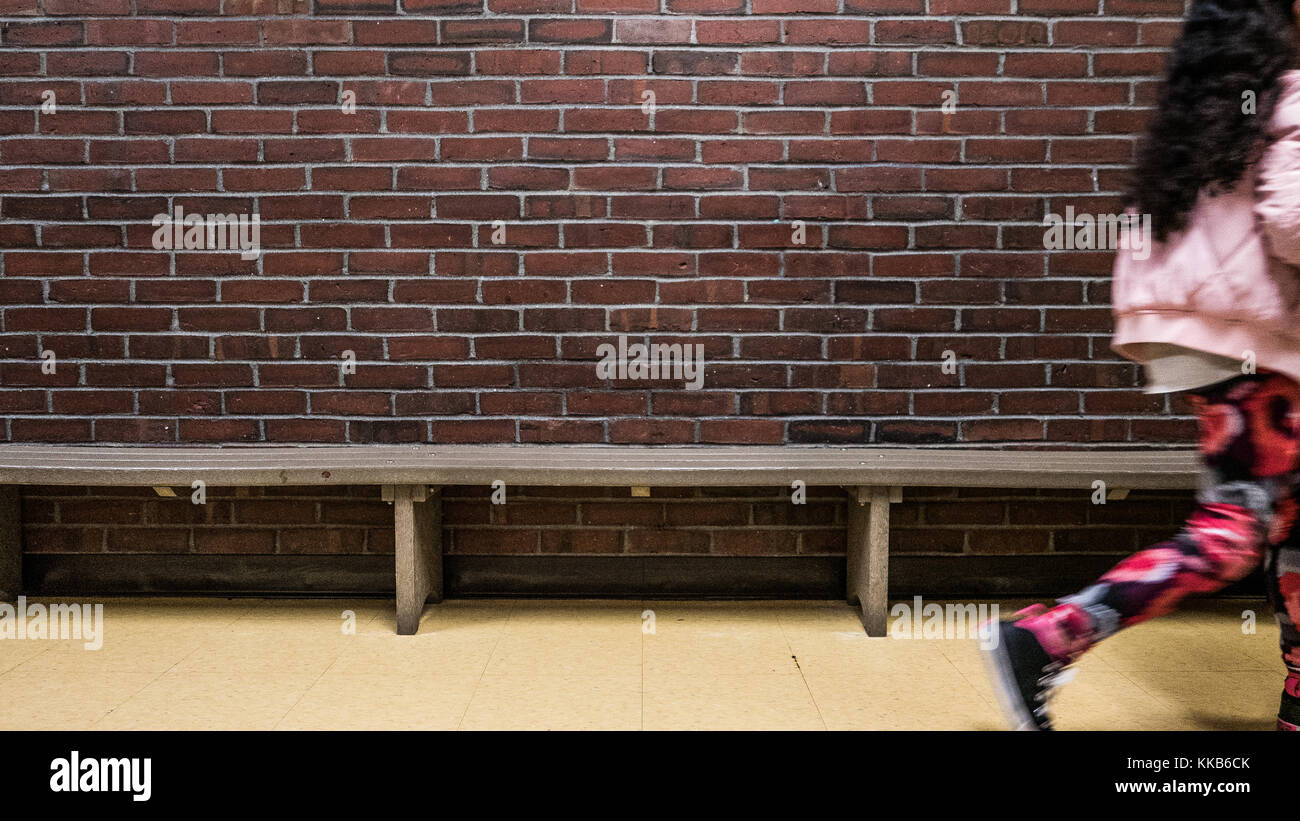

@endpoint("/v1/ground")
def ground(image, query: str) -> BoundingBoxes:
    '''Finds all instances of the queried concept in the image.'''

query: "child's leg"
[1266,487,1300,729]
[1018,372,1300,665]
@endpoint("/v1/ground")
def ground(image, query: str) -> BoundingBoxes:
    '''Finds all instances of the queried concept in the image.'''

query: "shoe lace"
[1032,660,1077,730]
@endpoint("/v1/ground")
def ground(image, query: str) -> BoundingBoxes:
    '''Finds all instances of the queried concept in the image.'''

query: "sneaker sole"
[980,620,1041,731]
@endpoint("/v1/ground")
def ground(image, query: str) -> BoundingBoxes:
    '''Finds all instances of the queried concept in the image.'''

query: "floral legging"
[1017,371,1300,701]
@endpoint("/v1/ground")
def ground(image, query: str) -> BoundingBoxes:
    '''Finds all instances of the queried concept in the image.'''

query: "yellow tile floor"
[0,597,1286,730]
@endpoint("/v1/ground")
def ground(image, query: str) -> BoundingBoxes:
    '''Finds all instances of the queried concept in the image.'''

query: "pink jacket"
[1111,70,1300,384]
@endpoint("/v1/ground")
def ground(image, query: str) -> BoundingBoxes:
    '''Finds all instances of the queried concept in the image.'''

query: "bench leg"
[0,487,18,602]
[386,485,443,635]
[846,486,893,636]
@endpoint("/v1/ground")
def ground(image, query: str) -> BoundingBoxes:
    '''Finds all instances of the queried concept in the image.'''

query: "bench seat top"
[0,444,1199,489]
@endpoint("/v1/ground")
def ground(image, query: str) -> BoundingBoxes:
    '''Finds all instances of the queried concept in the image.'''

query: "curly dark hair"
[1130,0,1298,241]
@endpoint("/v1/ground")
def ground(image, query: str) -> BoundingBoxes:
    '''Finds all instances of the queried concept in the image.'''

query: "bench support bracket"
[384,484,443,635]
[844,485,900,636]
[0,487,18,602]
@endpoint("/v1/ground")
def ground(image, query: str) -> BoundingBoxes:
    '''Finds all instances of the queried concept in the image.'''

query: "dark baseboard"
[23,554,393,597]
[448,555,842,597]
[22,552,1266,598]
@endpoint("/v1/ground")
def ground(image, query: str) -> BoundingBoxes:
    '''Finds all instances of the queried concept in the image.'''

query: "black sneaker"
[1279,687,1300,731]
[981,607,1074,731]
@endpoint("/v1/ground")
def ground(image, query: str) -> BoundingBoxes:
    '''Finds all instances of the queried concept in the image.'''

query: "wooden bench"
[0,444,1199,635]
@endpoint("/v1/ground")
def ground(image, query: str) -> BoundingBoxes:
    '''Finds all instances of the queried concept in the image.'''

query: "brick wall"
[0,0,1195,447]
[2,1,1201,579]
[20,485,396,555]
[18,483,1194,562]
